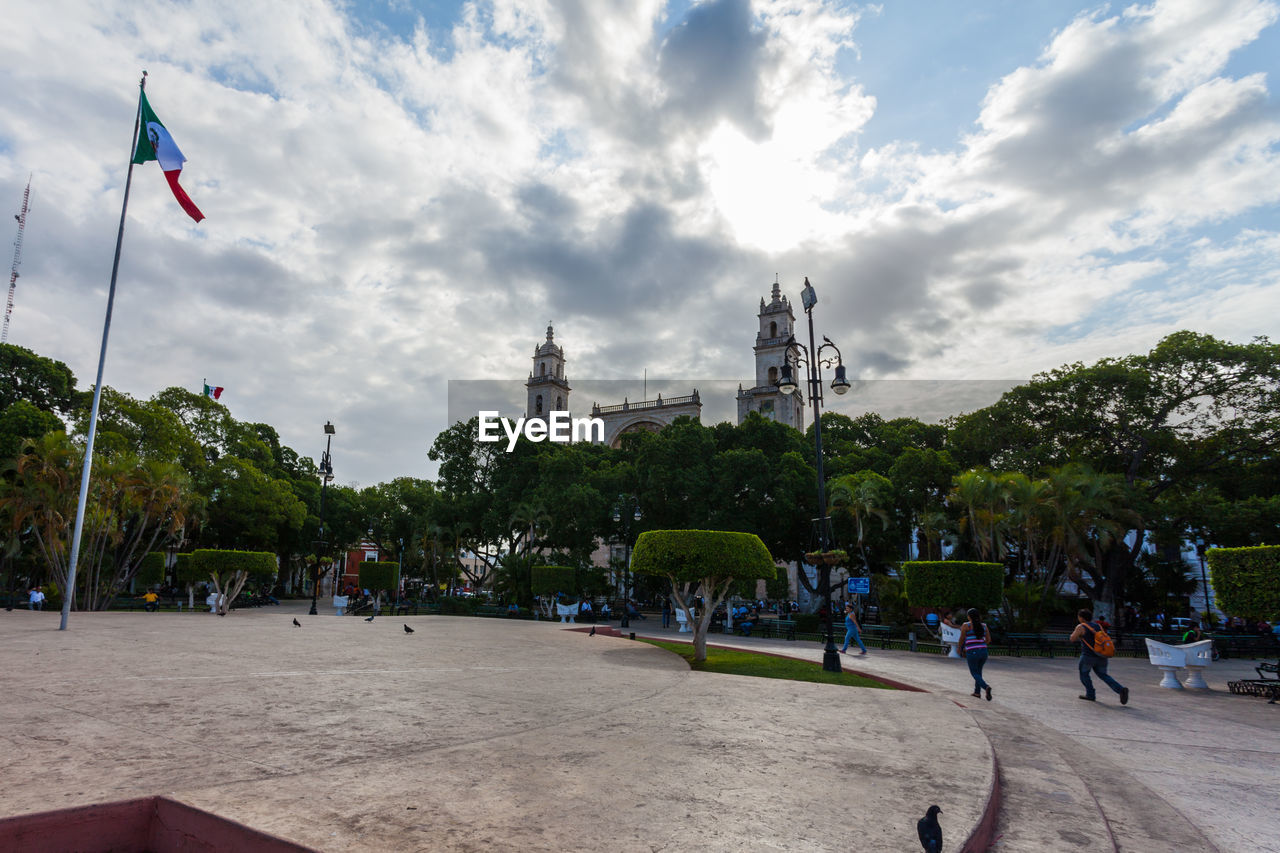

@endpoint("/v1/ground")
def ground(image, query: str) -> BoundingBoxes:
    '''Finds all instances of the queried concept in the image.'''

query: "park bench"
[1227,660,1279,704]
[1005,633,1055,658]
[755,618,796,640]
[861,624,893,650]
[1216,634,1280,660]
[392,600,419,616]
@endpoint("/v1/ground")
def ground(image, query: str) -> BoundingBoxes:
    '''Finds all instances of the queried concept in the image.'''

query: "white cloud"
[0,0,1277,484]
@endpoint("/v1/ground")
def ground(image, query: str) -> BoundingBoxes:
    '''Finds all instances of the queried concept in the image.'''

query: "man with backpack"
[1069,608,1129,705]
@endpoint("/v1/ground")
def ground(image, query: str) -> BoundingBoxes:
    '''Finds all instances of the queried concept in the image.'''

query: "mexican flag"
[203,383,224,401]
[132,91,205,223]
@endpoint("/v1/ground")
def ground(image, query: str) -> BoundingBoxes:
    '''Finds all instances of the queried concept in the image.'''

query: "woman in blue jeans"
[958,607,992,701]
[839,603,867,655]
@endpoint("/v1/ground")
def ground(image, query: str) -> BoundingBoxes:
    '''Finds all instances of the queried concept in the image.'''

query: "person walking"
[839,603,867,655]
[958,607,992,701]
[1070,608,1129,705]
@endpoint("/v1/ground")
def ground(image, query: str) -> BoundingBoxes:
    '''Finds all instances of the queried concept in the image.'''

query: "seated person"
[142,590,160,612]
[506,601,520,617]
[626,600,644,620]
[600,601,612,619]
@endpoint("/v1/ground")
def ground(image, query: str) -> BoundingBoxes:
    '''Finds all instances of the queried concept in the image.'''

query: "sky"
[1,0,1278,486]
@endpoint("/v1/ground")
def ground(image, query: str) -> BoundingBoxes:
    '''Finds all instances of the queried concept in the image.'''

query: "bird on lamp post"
[309,421,336,616]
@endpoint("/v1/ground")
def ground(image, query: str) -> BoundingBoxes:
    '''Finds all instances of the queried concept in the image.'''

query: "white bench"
[333,595,348,616]
[941,624,962,659]
[555,603,577,623]
[1145,638,1214,688]
[1180,639,1214,688]
[675,608,692,633]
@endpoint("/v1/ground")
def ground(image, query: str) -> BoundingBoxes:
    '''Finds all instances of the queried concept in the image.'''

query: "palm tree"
[828,471,893,572]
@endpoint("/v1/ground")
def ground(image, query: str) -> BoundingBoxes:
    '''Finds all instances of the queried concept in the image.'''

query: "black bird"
[589,627,596,637]
[403,624,414,634]
[917,805,942,853]
[365,615,375,622]
[292,618,301,627]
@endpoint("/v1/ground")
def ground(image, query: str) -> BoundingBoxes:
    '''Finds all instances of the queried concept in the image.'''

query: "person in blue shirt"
[839,603,867,655]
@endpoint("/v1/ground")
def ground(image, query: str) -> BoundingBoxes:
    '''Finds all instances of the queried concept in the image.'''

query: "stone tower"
[527,323,571,420]
[736,278,805,429]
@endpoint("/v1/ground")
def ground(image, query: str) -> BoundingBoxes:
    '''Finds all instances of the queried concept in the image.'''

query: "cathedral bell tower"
[736,278,805,429]
[527,323,571,420]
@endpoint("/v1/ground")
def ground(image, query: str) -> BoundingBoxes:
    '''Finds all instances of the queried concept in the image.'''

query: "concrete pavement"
[2,605,993,852]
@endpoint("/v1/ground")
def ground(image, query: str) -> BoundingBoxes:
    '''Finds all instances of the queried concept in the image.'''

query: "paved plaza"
[1,604,1276,852]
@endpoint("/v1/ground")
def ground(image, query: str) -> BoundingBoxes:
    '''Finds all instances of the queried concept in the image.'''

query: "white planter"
[941,625,962,659]
[675,609,692,633]
[1144,639,1186,689]
[1180,639,1214,689]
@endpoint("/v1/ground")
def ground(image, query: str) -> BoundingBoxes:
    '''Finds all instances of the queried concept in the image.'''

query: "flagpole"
[59,72,148,631]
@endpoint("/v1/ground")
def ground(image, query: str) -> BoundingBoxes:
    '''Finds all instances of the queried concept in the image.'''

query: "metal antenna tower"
[3,177,32,343]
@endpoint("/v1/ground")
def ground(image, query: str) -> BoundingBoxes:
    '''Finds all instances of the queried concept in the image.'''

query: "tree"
[0,343,76,415]
[190,549,276,615]
[828,470,895,573]
[948,331,1280,616]
[200,457,306,552]
[630,529,775,662]
[1,432,196,610]
[0,400,63,462]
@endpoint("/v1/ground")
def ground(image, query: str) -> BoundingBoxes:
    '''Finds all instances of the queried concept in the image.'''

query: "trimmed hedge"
[901,561,1002,610]
[174,553,198,586]
[136,552,166,587]
[359,561,398,592]
[1207,545,1280,619]
[190,549,276,583]
[531,565,576,597]
[630,530,776,583]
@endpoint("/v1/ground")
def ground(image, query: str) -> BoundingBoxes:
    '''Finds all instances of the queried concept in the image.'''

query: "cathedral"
[526,280,806,446]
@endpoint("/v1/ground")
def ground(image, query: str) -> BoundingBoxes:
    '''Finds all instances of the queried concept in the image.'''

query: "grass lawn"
[643,639,895,690]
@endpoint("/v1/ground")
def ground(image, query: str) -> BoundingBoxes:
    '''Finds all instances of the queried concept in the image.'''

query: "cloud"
[0,0,1276,486]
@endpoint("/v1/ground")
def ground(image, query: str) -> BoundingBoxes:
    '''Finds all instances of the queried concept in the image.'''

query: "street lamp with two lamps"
[309,421,336,616]
[613,495,643,628]
[775,277,851,673]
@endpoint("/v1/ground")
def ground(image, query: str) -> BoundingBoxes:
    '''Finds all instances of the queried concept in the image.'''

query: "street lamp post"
[309,421,336,616]
[613,495,642,628]
[776,277,851,673]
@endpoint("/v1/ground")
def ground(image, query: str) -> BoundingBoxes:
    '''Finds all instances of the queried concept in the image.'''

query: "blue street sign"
[847,577,870,595]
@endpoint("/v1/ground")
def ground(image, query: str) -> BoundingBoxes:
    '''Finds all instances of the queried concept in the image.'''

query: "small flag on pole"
[203,383,224,400]
[132,91,205,222]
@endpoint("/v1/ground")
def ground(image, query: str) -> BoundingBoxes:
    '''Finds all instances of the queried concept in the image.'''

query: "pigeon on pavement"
[917,805,942,852]
[365,615,375,622]
[292,618,301,627]
[404,624,414,634]
[589,627,596,637]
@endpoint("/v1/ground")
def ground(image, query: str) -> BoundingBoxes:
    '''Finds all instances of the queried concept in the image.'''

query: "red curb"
[960,749,1002,853]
